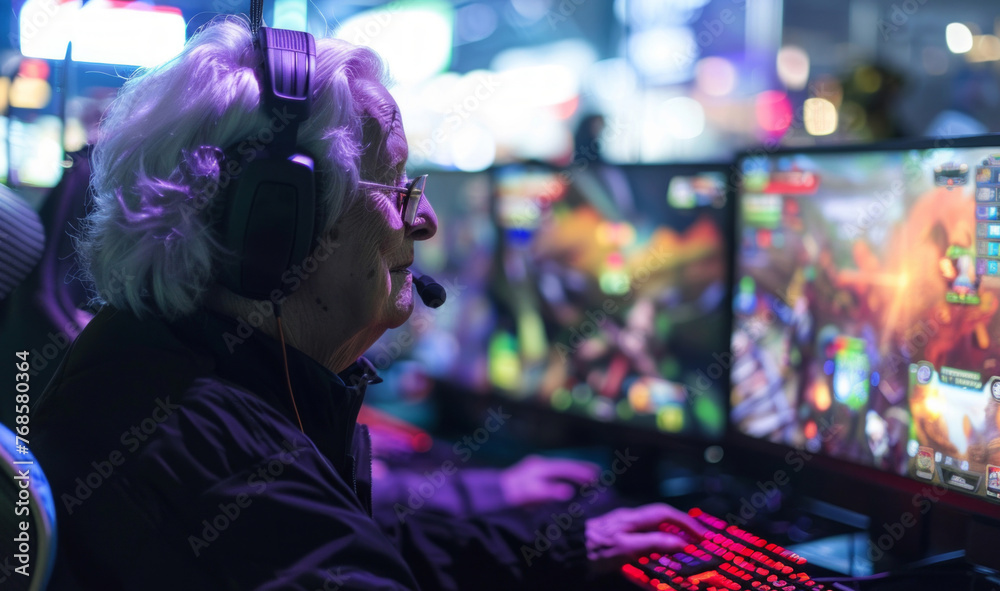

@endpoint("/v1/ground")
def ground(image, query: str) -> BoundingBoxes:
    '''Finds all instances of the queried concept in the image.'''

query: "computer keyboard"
[622,508,828,591]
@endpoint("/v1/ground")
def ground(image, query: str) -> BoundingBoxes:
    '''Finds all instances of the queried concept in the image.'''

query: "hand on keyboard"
[622,508,828,591]
[585,503,710,574]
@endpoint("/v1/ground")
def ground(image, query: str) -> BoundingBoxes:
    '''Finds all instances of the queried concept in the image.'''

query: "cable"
[274,302,305,434]
[249,0,263,35]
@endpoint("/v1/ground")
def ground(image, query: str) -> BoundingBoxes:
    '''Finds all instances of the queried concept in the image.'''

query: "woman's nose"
[406,191,438,241]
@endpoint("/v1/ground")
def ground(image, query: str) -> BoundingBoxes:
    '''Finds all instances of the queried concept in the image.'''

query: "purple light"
[290,154,314,170]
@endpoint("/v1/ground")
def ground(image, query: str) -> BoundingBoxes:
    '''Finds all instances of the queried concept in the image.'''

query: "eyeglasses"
[357,174,428,226]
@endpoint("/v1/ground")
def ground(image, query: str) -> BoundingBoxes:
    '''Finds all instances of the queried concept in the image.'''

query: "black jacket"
[33,307,587,590]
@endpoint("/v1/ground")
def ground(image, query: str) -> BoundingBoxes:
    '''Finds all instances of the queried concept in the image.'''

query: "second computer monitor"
[488,162,733,441]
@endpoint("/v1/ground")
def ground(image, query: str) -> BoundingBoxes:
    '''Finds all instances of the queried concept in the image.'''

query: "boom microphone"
[413,273,446,308]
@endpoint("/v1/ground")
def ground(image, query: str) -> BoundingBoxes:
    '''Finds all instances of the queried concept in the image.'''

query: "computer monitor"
[487,161,733,442]
[729,136,1000,516]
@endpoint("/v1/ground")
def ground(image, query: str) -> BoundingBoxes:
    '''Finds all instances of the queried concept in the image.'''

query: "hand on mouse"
[499,454,601,506]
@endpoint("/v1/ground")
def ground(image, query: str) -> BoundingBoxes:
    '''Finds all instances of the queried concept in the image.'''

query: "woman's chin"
[387,274,415,327]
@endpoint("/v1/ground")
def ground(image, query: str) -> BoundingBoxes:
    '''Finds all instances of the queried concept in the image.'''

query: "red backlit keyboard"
[622,508,828,591]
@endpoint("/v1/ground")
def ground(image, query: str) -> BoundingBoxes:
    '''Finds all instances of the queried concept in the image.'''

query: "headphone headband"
[213,26,319,301]
[256,28,314,155]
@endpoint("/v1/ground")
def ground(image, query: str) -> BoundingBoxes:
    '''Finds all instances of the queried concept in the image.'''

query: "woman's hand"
[584,503,709,573]
[499,455,600,506]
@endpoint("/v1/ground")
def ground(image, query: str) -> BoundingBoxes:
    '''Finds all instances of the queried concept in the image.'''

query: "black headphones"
[213,23,319,301]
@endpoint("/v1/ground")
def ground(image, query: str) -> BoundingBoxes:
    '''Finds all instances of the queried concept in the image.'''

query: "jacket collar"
[169,309,380,475]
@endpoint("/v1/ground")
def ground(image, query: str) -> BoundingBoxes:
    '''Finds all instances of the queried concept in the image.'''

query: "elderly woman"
[33,17,702,591]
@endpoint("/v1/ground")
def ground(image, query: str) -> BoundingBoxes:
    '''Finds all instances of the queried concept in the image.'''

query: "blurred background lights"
[803,98,837,136]
[497,64,579,108]
[455,3,497,44]
[628,381,652,413]
[776,45,809,90]
[551,388,572,412]
[966,35,1000,62]
[273,0,307,31]
[599,253,631,295]
[506,114,568,162]
[617,0,712,25]
[7,0,1000,190]
[510,0,552,22]
[946,23,974,54]
[71,1,186,66]
[9,76,50,109]
[695,57,737,96]
[336,1,454,85]
[810,76,843,108]
[20,0,185,67]
[596,222,637,247]
[629,27,699,85]
[487,333,520,391]
[755,90,793,134]
[662,96,706,139]
[590,397,616,422]
[852,66,883,94]
[616,399,634,421]
[656,405,684,432]
[420,71,462,107]
[493,39,597,84]
[9,116,63,187]
[704,445,724,464]
[572,383,593,404]
[18,0,81,60]
[922,47,950,75]
[450,124,497,172]
[585,59,639,109]
[17,59,49,80]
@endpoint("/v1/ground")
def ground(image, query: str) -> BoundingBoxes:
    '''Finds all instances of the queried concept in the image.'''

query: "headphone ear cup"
[216,155,316,300]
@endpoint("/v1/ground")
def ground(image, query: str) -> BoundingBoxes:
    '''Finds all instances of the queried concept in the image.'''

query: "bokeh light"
[662,97,706,139]
[946,23,974,54]
[804,98,837,136]
[754,90,793,135]
[695,57,737,97]
[776,45,809,90]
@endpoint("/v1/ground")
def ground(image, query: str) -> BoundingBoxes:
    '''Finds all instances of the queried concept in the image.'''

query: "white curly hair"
[79,17,399,319]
